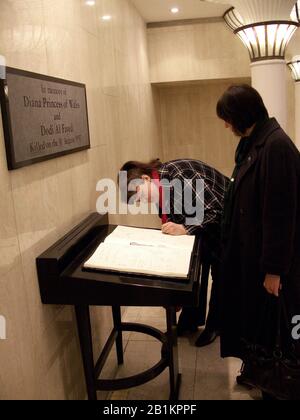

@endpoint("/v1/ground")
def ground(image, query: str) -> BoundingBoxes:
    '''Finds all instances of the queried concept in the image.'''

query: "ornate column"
[0,55,5,80]
[288,2,300,149]
[288,57,300,149]
[207,1,299,130]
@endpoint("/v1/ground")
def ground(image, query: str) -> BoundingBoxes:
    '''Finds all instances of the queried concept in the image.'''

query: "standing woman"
[119,159,229,346]
[217,85,300,399]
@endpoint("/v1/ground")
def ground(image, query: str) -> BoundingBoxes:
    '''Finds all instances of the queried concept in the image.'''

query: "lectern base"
[75,305,181,401]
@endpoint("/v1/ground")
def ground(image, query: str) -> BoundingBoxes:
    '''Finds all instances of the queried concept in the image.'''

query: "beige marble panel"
[287,71,296,141]
[42,0,81,31]
[43,2,82,82]
[0,0,47,73]
[78,0,99,37]
[135,17,151,85]
[10,152,91,338]
[39,305,84,400]
[11,160,60,260]
[55,154,76,233]
[89,144,110,213]
[0,264,45,400]
[22,247,64,338]
[98,7,118,94]
[157,81,245,177]
[68,150,93,221]
[286,29,300,61]
[78,34,103,148]
[148,22,251,83]
[0,117,21,277]
[0,0,163,400]
[138,85,162,158]
[0,183,21,278]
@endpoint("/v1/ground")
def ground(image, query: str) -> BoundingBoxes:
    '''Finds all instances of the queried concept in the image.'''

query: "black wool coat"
[220,118,300,359]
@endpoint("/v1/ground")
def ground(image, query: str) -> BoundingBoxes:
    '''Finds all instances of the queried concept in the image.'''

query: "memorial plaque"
[0,67,90,170]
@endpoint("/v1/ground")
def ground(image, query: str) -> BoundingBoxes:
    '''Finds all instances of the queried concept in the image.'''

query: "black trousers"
[179,241,221,331]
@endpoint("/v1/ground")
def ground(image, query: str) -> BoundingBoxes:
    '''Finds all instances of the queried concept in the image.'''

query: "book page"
[104,225,195,251]
[84,242,192,279]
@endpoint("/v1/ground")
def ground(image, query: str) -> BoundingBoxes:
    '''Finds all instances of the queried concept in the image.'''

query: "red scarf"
[151,170,168,225]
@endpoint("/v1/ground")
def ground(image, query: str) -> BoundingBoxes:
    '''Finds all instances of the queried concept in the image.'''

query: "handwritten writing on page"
[84,243,192,278]
[104,226,195,250]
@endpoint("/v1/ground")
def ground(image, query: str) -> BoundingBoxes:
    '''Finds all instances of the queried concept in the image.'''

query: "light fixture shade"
[291,1,300,23]
[206,0,296,23]
[208,0,299,62]
[288,56,300,81]
[223,7,244,31]
[235,21,299,62]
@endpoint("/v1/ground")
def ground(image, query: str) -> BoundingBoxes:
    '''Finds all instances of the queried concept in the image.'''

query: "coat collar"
[251,118,280,149]
[233,118,281,195]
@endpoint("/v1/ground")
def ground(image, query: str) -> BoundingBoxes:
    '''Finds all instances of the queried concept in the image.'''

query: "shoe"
[195,329,219,347]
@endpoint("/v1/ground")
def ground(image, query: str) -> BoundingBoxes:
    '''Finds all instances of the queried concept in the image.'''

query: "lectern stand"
[36,214,206,400]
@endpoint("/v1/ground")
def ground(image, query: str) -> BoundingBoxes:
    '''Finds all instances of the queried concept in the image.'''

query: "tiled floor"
[101,307,262,401]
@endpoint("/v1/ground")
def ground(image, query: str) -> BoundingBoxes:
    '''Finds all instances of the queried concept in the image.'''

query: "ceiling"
[131,0,231,23]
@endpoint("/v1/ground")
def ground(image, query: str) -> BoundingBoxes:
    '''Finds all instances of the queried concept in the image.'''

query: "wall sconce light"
[291,1,300,23]
[235,21,299,62]
[288,56,300,81]
[222,3,299,62]
[223,7,244,31]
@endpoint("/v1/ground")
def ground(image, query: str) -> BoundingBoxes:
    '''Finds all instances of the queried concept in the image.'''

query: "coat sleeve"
[261,137,298,276]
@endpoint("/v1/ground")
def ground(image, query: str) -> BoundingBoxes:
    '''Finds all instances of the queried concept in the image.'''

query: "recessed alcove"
[152,77,251,178]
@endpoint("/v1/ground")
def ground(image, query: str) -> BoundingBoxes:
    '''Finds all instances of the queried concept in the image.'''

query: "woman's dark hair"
[216,84,269,135]
[118,159,162,203]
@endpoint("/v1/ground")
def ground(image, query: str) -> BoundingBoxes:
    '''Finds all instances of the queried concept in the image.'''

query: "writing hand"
[162,223,187,236]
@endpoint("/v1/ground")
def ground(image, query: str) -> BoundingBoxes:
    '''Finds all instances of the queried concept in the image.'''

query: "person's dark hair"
[216,84,269,135]
[118,158,162,203]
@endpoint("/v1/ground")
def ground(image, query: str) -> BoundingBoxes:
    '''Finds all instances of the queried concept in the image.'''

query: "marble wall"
[0,0,161,400]
[156,80,250,179]
[0,0,298,401]
[286,28,300,61]
[149,23,298,160]
[147,22,251,83]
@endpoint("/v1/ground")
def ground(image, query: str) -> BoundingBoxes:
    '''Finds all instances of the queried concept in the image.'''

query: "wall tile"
[0,265,44,400]
[0,118,21,278]
[0,0,47,73]
[148,23,251,83]
[0,0,162,400]
[157,81,249,178]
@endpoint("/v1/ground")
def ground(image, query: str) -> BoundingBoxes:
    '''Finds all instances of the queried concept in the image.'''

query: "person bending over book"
[119,158,229,347]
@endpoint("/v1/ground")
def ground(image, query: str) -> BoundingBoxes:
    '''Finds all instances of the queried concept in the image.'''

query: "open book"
[83,226,195,279]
